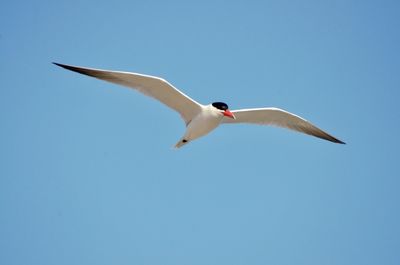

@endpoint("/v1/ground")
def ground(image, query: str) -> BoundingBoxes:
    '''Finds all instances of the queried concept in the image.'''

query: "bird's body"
[54,62,345,147]
[175,104,226,148]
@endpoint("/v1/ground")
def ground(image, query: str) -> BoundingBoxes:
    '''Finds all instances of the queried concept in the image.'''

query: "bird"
[53,62,345,148]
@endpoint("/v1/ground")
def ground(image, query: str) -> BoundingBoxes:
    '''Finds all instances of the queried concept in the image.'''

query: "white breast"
[183,105,223,141]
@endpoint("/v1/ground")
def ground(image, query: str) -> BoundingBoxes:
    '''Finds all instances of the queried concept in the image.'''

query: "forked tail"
[174,138,189,148]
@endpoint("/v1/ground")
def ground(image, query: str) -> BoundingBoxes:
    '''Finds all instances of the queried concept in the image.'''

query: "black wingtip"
[52,62,92,76]
[53,62,68,69]
[331,137,346,144]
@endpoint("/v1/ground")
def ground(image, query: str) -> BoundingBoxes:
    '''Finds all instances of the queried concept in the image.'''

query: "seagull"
[53,63,345,147]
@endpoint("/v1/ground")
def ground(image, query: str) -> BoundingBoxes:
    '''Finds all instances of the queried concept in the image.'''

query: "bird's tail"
[174,138,189,149]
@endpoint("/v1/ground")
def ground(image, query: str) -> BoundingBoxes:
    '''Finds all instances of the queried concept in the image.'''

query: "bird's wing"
[222,107,345,144]
[53,63,202,124]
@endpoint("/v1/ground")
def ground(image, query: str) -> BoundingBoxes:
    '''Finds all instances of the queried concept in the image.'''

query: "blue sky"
[1,0,399,264]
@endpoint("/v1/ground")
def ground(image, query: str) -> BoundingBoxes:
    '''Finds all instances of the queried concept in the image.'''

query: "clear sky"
[1,0,399,264]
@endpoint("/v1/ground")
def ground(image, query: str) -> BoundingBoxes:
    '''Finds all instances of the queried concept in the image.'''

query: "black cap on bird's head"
[212,102,228,110]
[212,102,235,119]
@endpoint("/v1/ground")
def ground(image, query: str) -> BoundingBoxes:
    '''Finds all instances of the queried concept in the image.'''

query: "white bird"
[53,63,345,147]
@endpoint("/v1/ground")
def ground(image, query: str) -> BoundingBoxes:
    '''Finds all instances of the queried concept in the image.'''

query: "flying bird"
[53,63,345,148]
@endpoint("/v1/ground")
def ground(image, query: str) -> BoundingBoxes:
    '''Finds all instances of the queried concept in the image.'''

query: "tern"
[53,63,345,147]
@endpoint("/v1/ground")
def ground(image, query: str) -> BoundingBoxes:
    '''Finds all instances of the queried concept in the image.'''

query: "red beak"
[223,109,236,119]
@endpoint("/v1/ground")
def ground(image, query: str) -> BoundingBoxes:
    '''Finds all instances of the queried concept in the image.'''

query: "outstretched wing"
[222,107,345,144]
[53,63,202,124]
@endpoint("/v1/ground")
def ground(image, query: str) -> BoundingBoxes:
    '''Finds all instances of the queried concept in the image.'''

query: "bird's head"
[212,102,235,119]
